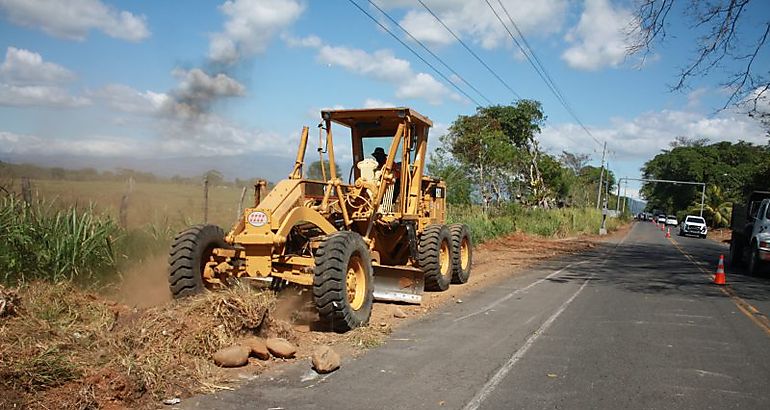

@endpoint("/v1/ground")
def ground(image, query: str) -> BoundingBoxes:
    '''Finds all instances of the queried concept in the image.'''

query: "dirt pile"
[0,282,287,409]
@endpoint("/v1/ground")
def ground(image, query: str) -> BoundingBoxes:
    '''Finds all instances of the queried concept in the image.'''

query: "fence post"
[119,194,129,228]
[203,175,209,223]
[118,177,133,228]
[20,177,32,204]
[236,186,247,220]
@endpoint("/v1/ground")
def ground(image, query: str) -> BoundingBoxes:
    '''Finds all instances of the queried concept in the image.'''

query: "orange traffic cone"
[666,227,671,238]
[661,223,665,231]
[714,254,726,285]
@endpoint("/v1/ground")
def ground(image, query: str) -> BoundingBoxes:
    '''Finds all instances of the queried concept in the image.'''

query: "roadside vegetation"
[640,138,770,226]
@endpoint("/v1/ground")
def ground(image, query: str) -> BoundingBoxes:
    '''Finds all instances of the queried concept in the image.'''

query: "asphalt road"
[184,222,770,410]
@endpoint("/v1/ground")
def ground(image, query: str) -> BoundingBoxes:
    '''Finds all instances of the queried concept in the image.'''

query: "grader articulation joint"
[168,107,473,332]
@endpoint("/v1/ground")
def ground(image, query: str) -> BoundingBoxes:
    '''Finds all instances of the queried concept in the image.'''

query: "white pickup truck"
[679,215,708,238]
[729,191,770,275]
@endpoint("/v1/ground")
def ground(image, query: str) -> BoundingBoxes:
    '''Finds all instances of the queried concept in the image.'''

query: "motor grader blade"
[372,265,424,304]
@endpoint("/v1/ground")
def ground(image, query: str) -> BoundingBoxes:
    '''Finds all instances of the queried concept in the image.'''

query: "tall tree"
[305,160,340,181]
[559,151,591,175]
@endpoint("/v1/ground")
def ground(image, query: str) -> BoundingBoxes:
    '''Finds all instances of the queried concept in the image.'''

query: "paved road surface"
[184,222,770,409]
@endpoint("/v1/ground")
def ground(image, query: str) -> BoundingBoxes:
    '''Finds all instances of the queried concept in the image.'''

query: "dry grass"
[30,179,246,229]
[0,281,280,409]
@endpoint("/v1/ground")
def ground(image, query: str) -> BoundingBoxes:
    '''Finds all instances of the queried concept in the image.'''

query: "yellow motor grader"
[168,107,472,332]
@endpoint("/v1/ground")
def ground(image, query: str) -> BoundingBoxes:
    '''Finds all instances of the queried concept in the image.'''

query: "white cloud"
[0,47,74,85]
[0,46,89,108]
[0,131,144,157]
[540,109,767,162]
[317,44,455,105]
[0,84,90,107]
[561,0,634,70]
[317,46,411,83]
[209,0,304,64]
[375,0,568,49]
[363,98,395,108]
[396,72,454,105]
[283,34,322,48]
[0,115,292,159]
[0,0,149,41]
[89,84,169,114]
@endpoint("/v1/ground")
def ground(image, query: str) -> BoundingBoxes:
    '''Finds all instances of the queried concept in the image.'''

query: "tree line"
[641,138,770,226]
[428,100,615,210]
[0,161,262,189]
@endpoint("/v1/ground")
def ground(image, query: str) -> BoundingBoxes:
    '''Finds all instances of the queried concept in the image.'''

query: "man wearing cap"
[371,146,401,199]
[371,147,388,169]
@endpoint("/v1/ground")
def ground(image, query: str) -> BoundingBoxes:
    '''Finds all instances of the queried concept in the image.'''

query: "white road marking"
[462,232,629,410]
[462,273,593,410]
[453,260,590,322]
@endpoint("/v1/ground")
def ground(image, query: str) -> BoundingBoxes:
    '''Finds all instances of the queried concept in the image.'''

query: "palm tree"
[689,185,732,227]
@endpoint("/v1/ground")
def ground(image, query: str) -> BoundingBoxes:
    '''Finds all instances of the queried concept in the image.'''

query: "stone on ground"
[212,345,250,368]
[311,345,341,374]
[241,337,270,360]
[266,337,297,359]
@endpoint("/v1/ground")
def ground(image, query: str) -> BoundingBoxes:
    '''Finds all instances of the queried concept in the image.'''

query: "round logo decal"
[247,211,268,227]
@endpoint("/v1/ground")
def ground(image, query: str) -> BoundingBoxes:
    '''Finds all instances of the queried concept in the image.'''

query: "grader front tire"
[168,224,227,298]
[313,231,374,333]
[419,225,453,292]
[449,224,472,284]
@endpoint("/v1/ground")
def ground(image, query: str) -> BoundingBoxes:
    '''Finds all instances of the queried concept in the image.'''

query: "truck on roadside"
[728,191,770,275]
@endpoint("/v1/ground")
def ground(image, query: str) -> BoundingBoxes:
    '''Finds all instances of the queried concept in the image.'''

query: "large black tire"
[728,238,743,267]
[747,246,765,277]
[313,231,374,333]
[168,224,228,298]
[418,225,453,292]
[449,224,472,284]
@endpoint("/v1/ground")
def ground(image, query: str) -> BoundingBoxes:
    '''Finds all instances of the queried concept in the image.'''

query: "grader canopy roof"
[321,107,433,129]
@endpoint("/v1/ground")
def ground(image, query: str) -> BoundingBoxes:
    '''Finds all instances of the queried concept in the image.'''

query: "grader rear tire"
[449,224,472,284]
[313,231,374,333]
[419,225,453,292]
[168,224,227,298]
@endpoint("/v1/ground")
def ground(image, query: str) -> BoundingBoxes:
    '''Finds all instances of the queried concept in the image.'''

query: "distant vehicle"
[665,215,678,226]
[656,214,667,223]
[679,215,707,238]
[729,191,770,275]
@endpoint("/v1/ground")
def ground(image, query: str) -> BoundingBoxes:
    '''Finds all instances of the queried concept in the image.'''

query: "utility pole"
[618,180,628,213]
[596,141,607,209]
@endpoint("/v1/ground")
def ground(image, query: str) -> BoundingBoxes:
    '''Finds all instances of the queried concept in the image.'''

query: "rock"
[266,338,297,359]
[241,337,270,360]
[311,345,341,374]
[163,397,181,405]
[392,306,407,318]
[456,299,463,304]
[212,346,250,368]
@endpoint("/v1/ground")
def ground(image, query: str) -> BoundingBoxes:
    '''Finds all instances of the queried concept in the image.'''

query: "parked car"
[656,214,667,223]
[729,191,770,275]
[666,215,678,226]
[679,215,707,238]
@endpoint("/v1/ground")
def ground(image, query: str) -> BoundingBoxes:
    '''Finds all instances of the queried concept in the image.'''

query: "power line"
[346,0,482,106]
[495,0,599,146]
[484,0,602,146]
[365,0,492,105]
[417,0,521,100]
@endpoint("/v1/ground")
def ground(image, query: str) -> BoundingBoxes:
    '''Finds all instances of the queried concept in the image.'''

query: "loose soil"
[0,225,629,409]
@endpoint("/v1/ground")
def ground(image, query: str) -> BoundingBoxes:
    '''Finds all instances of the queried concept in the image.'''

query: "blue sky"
[0,0,768,199]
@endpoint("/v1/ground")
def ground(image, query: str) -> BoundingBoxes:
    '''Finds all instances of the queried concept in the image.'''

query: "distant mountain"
[0,152,301,183]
